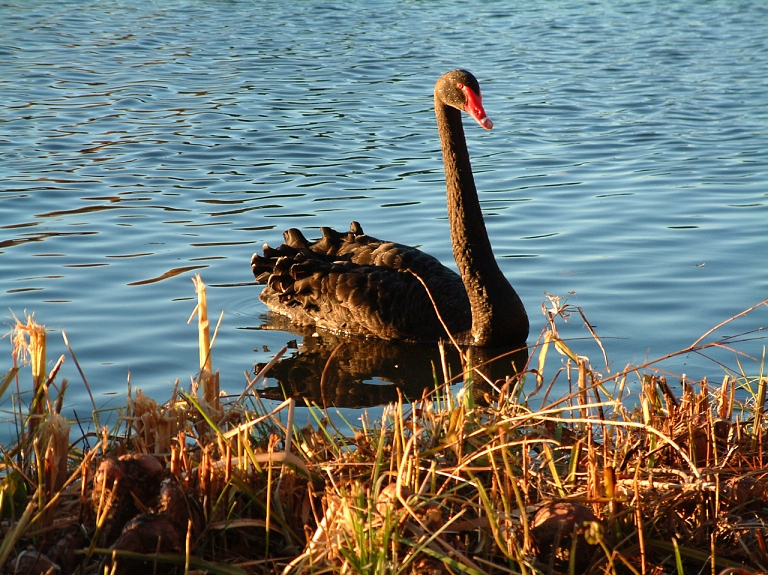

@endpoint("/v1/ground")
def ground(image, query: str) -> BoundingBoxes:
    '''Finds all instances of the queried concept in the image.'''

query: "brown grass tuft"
[2,292,768,574]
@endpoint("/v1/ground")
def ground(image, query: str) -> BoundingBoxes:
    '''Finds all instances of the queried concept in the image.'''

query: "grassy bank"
[2,280,768,575]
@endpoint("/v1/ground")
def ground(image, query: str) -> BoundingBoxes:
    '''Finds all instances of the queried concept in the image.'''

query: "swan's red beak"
[460,83,493,130]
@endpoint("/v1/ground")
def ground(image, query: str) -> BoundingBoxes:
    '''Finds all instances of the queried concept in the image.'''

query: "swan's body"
[251,70,528,346]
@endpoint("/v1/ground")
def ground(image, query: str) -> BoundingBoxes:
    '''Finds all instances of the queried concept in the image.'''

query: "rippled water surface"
[2,0,768,429]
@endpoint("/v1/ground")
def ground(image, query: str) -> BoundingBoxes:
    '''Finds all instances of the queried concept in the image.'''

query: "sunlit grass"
[2,283,768,574]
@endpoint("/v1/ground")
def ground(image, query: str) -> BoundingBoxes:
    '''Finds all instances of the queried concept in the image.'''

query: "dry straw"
[2,290,768,574]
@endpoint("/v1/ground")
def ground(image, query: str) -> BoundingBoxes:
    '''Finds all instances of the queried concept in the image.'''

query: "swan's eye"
[456,82,464,90]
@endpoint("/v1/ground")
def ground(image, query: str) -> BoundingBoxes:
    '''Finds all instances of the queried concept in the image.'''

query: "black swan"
[251,69,529,347]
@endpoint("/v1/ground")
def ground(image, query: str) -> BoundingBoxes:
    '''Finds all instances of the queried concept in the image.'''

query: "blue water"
[2,0,768,432]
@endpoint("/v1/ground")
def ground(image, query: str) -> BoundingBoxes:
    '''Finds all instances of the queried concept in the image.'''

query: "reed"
[190,273,221,416]
[1,290,768,574]
[12,313,48,438]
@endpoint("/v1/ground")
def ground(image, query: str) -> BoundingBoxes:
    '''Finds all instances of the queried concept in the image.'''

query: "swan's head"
[435,69,493,130]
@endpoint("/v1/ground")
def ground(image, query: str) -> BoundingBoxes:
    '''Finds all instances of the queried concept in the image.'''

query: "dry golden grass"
[2,287,768,575]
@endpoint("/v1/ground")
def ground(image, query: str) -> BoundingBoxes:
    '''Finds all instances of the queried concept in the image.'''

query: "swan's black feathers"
[250,70,529,346]
[251,222,471,341]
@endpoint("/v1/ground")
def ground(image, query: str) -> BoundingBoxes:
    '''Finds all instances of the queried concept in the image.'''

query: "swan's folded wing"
[251,249,469,341]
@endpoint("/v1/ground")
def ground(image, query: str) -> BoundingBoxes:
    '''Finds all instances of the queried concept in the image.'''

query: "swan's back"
[251,222,471,341]
[251,69,528,347]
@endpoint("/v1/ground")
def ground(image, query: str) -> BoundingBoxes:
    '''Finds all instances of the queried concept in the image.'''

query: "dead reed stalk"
[12,313,47,437]
[190,274,221,416]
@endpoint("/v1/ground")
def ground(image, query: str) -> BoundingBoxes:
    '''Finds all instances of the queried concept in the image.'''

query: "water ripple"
[1,0,767,423]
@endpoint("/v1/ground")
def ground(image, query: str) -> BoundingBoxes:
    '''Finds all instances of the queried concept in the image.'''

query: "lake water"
[2,0,768,432]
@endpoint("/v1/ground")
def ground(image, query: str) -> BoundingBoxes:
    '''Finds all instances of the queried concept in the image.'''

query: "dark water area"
[2,0,768,435]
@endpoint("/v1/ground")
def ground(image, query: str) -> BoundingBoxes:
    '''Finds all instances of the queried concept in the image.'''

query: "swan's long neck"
[435,95,528,346]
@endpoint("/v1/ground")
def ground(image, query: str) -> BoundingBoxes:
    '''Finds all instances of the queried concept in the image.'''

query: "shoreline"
[2,281,767,574]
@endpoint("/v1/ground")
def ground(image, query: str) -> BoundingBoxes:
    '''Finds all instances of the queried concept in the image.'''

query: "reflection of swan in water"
[251,69,528,347]
[253,314,528,409]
